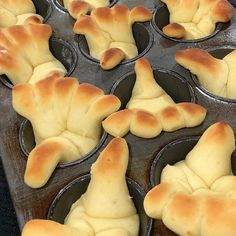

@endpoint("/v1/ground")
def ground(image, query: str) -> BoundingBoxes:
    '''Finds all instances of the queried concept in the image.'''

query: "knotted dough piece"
[22,138,139,236]
[0,0,43,27]
[102,58,207,138]
[12,75,121,188]
[63,0,109,19]
[144,122,236,236]
[73,5,152,69]
[175,48,236,99]
[161,0,233,40]
[0,23,66,85]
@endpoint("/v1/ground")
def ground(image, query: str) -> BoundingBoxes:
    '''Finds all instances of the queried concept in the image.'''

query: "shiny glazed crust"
[0,23,66,85]
[144,122,236,236]
[73,5,152,69]
[102,58,207,138]
[12,75,121,188]
[22,138,139,236]
[175,48,236,98]
[161,0,233,39]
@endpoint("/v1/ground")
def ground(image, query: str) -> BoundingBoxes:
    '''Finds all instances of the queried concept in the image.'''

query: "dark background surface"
[0,159,20,236]
[0,0,236,236]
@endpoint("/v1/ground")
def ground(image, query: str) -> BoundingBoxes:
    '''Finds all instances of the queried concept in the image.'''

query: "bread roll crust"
[0,0,43,27]
[22,138,139,236]
[161,0,233,39]
[175,48,236,98]
[0,24,67,85]
[12,75,121,188]
[103,58,207,138]
[73,5,152,69]
[144,122,236,236]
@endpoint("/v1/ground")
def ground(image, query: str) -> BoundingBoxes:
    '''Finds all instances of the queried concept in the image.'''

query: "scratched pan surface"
[0,0,236,235]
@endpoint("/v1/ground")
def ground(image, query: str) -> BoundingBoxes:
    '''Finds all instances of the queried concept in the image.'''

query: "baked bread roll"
[175,48,236,99]
[73,5,152,69]
[144,122,236,236]
[0,23,66,85]
[22,138,139,236]
[0,0,43,27]
[161,0,233,40]
[12,75,121,188]
[102,58,207,138]
[63,0,109,19]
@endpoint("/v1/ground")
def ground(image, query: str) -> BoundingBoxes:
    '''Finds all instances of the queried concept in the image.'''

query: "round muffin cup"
[150,136,236,187]
[0,37,77,89]
[49,37,78,77]
[190,46,236,102]
[53,0,119,13]
[78,22,153,66]
[152,4,222,43]
[47,174,153,236]
[32,0,53,23]
[111,68,195,109]
[19,119,108,168]
[150,137,198,187]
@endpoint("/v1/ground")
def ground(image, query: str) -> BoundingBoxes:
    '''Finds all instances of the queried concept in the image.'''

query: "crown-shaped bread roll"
[144,122,236,236]
[63,0,109,19]
[161,0,233,40]
[12,75,121,188]
[0,0,43,27]
[175,48,236,99]
[73,5,152,70]
[102,58,207,138]
[22,138,139,236]
[0,23,66,85]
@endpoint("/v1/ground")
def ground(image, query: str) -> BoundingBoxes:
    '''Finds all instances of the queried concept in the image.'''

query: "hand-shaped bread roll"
[63,0,109,19]
[12,75,121,188]
[22,138,139,236]
[102,58,207,138]
[73,5,152,69]
[175,48,236,99]
[0,23,66,85]
[144,122,236,236]
[0,0,43,27]
[162,0,233,40]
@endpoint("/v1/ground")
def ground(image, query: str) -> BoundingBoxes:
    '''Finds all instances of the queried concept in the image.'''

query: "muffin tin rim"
[151,3,223,43]
[150,135,200,187]
[19,119,108,168]
[76,22,154,66]
[188,45,236,103]
[0,36,78,89]
[47,173,153,235]
[110,66,197,104]
[35,0,53,23]
[0,0,236,234]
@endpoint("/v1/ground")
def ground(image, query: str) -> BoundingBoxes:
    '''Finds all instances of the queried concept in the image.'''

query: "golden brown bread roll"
[63,0,109,19]
[161,0,233,39]
[73,5,152,69]
[175,48,236,99]
[12,75,121,188]
[144,122,236,236]
[22,138,139,236]
[0,23,66,85]
[0,0,43,27]
[102,58,207,138]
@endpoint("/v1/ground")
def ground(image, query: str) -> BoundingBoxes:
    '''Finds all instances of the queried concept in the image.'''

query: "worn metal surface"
[0,0,236,235]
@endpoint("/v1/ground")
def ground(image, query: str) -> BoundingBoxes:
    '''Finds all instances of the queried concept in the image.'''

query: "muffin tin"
[1,37,78,88]
[0,0,236,235]
[152,3,224,43]
[189,46,236,102]
[48,174,153,235]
